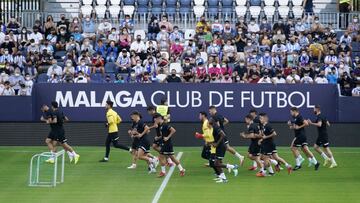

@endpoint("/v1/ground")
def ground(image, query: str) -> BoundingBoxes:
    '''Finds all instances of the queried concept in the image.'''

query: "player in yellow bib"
[156,98,170,123]
[197,112,216,163]
[99,100,130,162]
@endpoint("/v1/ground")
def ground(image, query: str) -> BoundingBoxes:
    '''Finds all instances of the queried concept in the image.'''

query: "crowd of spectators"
[0,13,360,96]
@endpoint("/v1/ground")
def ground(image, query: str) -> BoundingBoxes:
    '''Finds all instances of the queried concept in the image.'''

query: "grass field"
[0,146,359,203]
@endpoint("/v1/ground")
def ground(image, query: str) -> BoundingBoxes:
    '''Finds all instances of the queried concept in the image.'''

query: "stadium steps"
[44,0,80,19]
[313,0,337,13]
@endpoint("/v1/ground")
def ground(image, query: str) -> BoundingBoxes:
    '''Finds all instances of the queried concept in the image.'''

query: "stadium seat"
[249,6,261,18]
[264,0,275,6]
[54,51,66,59]
[81,5,94,16]
[194,6,205,18]
[109,0,121,5]
[236,0,247,6]
[37,73,49,83]
[179,0,191,15]
[96,0,107,5]
[105,62,117,73]
[90,73,104,83]
[95,5,107,18]
[249,0,261,6]
[123,0,135,4]
[123,5,135,16]
[222,0,233,18]
[137,0,149,15]
[278,6,290,18]
[109,5,121,18]
[235,6,247,17]
[166,0,177,16]
[292,6,304,18]
[264,6,276,18]
[83,0,93,5]
[292,0,303,6]
[352,42,360,52]
[169,62,182,73]
[194,0,205,6]
[134,29,146,39]
[184,29,196,40]
[278,0,289,6]
[151,0,163,15]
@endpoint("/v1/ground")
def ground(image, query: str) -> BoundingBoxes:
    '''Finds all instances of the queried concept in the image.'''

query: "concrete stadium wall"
[0,122,359,147]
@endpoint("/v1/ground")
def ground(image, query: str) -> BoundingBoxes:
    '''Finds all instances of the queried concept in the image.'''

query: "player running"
[307,105,337,168]
[208,106,245,166]
[195,118,239,183]
[99,100,130,162]
[153,113,185,177]
[198,112,211,162]
[258,113,292,175]
[40,104,57,162]
[288,107,320,171]
[241,115,266,177]
[127,111,157,172]
[43,101,80,164]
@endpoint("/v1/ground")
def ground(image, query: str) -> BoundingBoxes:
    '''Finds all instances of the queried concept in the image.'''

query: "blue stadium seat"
[54,51,66,60]
[90,73,104,83]
[37,73,49,83]
[352,42,360,52]
[105,62,117,73]
[166,0,177,15]
[179,0,191,14]
[250,0,261,6]
[222,0,233,17]
[123,0,135,5]
[137,0,149,14]
[207,0,219,18]
[151,0,163,15]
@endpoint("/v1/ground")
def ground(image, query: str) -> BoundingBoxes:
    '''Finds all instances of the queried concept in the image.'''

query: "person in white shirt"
[28,27,43,45]
[0,31,5,44]
[74,71,88,83]
[132,59,145,76]
[97,18,112,36]
[272,40,287,57]
[108,28,119,43]
[301,73,314,84]
[47,59,63,77]
[0,49,14,64]
[286,39,301,53]
[324,64,338,76]
[23,73,34,94]
[247,18,260,33]
[211,18,224,34]
[1,81,15,96]
[18,83,31,96]
[258,75,272,83]
[286,69,301,84]
[314,71,328,84]
[324,50,338,65]
[130,35,146,54]
[272,72,286,84]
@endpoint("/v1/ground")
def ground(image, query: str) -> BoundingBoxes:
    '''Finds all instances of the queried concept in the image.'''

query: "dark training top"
[291,114,306,137]
[315,114,328,136]
[212,125,225,144]
[131,120,147,140]
[260,123,275,145]
[49,109,66,131]
[247,122,260,144]
[211,113,225,130]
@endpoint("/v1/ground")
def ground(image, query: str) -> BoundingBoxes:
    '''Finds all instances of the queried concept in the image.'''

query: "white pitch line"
[151,152,183,203]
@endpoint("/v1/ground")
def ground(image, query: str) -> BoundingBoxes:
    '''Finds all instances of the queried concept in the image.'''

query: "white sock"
[330,157,336,164]
[299,155,303,159]
[226,164,235,169]
[67,151,74,158]
[308,157,312,163]
[260,160,265,164]
[295,157,301,166]
[72,151,77,156]
[253,161,257,168]
[161,166,166,173]
[234,152,242,159]
[177,164,184,171]
[260,166,264,173]
[311,157,318,164]
[148,158,154,163]
[219,172,227,180]
[321,152,329,160]
[268,166,274,174]
[270,159,278,165]
[167,158,173,163]
[285,163,291,168]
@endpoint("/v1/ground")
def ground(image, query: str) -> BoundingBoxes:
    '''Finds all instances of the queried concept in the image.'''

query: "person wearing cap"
[100,100,130,162]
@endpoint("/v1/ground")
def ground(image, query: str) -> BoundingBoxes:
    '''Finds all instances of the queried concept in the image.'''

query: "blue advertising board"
[31,83,339,122]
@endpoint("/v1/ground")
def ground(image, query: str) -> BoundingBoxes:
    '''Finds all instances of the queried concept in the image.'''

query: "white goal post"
[29,150,65,187]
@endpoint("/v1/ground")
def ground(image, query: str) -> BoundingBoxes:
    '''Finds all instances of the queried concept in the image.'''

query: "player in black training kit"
[127,111,158,172]
[40,104,58,161]
[258,113,293,175]
[208,106,245,166]
[44,101,80,164]
[153,113,185,177]
[241,115,265,177]
[288,107,319,171]
[307,105,337,168]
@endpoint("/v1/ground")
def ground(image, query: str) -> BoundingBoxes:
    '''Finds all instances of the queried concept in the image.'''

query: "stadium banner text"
[32,83,339,122]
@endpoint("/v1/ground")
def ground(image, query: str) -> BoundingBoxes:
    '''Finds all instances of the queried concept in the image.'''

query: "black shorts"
[53,129,67,144]
[248,142,261,156]
[201,145,211,160]
[215,143,226,160]
[47,131,57,140]
[316,135,329,147]
[293,135,308,147]
[131,138,140,149]
[153,137,162,146]
[138,137,150,153]
[261,142,277,155]
[160,141,174,155]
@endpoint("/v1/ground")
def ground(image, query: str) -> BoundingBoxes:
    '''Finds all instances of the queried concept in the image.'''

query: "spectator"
[1,81,15,96]
[8,68,24,94]
[347,16,360,41]
[352,84,360,96]
[69,17,82,33]
[119,27,132,50]
[81,38,95,55]
[339,31,352,46]
[57,14,69,31]
[65,37,80,54]
[97,18,112,37]
[120,15,134,33]
[148,17,160,40]
[114,74,125,84]
[95,39,107,58]
[74,71,88,83]
[116,49,131,73]
[327,67,339,84]
[157,26,170,51]
[63,60,75,75]
[76,58,91,76]
[130,35,146,59]
[108,28,119,43]
[211,17,224,34]
[56,27,69,50]
[315,70,328,84]
[82,16,96,38]
[91,52,105,75]
[258,70,272,83]
[272,71,286,84]
[0,48,14,64]
[286,69,300,84]
[1,36,16,54]
[44,15,57,37]
[196,16,210,33]
[170,38,184,61]
[301,72,314,84]
[166,69,181,82]
[46,28,58,45]
[47,59,63,77]
[260,18,272,33]
[71,27,83,43]
[132,59,145,77]
[23,60,38,79]
[106,40,118,62]
[248,18,260,33]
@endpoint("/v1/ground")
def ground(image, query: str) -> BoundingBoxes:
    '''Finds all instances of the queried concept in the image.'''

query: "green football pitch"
[0,146,359,203]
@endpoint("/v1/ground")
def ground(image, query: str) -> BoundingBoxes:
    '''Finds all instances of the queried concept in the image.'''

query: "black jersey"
[132,120,147,139]
[260,123,275,144]
[315,114,328,136]
[211,113,225,130]
[253,115,260,124]
[50,109,65,131]
[212,125,225,143]
[248,122,260,144]
[157,123,172,140]
[291,114,306,137]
